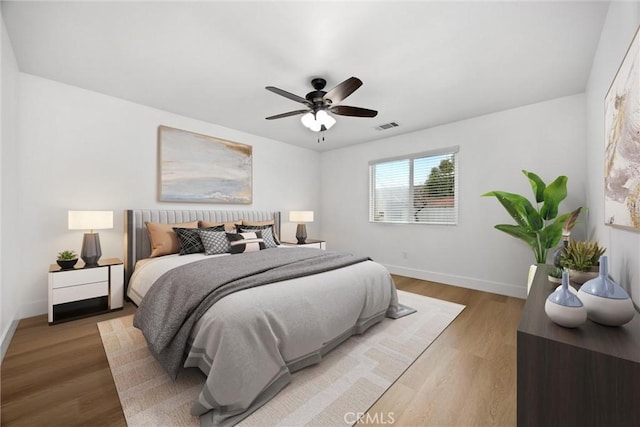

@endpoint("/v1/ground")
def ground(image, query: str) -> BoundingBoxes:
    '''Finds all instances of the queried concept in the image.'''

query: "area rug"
[98,290,464,426]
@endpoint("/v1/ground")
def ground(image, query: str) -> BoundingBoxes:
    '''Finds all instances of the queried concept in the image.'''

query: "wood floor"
[1,277,524,426]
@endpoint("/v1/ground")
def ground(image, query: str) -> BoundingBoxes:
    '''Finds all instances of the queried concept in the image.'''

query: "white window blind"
[369,147,458,225]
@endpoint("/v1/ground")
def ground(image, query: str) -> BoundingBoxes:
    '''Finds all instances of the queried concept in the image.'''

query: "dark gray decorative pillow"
[237,225,279,248]
[198,229,230,255]
[226,231,266,254]
[173,227,203,255]
[174,226,223,255]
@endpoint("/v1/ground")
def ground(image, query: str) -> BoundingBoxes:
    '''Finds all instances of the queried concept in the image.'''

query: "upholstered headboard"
[124,209,281,287]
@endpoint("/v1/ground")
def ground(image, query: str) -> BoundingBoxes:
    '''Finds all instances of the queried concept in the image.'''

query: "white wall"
[320,94,587,298]
[586,2,640,308]
[16,73,321,318]
[1,8,21,359]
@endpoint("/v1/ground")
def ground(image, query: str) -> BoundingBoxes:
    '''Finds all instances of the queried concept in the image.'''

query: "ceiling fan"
[265,77,378,133]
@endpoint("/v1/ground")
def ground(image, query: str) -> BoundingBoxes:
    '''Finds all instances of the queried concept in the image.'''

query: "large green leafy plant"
[482,170,579,264]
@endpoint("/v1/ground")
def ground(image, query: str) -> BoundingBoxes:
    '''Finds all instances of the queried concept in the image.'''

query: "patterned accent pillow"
[226,231,266,254]
[146,221,198,257]
[237,225,279,248]
[198,229,230,255]
[174,226,223,255]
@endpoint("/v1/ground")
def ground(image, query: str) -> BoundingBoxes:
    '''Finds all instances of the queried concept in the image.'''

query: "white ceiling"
[2,1,609,152]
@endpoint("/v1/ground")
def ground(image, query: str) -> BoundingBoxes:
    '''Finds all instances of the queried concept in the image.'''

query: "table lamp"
[289,211,314,244]
[68,210,113,267]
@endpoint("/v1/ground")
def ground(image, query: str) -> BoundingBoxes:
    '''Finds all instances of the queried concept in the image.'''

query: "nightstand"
[281,239,326,250]
[48,257,124,324]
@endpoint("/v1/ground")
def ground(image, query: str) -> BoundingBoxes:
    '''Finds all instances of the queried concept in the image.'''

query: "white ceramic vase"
[578,256,635,326]
[545,271,587,328]
[555,284,578,295]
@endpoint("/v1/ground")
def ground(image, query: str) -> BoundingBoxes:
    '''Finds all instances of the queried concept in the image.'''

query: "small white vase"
[545,271,587,328]
[555,284,578,295]
[578,256,635,326]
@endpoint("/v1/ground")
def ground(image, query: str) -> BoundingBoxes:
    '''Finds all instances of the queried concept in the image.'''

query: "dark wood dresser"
[517,265,640,426]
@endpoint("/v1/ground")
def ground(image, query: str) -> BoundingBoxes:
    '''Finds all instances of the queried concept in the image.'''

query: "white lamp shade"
[315,110,336,129]
[68,210,113,230]
[289,211,314,223]
[301,112,322,132]
[301,112,315,129]
[309,121,321,132]
[300,111,335,132]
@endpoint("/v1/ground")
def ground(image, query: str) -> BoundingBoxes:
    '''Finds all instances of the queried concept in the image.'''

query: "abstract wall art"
[158,126,252,204]
[604,25,640,231]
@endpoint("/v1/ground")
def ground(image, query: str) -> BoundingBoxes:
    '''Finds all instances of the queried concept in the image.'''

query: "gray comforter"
[134,247,399,426]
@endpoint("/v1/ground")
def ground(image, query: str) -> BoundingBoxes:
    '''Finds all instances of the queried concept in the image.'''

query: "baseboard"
[383,264,527,299]
[19,298,47,319]
[1,317,19,362]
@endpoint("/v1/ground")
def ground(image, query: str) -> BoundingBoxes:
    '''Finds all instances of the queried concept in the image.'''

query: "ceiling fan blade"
[330,105,378,118]
[265,86,310,105]
[323,77,363,104]
[265,109,309,120]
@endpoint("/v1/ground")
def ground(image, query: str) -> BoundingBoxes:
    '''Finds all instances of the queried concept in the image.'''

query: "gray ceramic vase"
[545,271,587,328]
[578,256,635,326]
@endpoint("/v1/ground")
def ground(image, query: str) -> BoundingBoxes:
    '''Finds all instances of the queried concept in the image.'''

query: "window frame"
[369,146,459,225]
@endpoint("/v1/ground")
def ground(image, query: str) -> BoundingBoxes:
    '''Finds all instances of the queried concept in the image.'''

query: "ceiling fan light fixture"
[301,110,335,132]
[309,121,322,132]
[316,110,336,129]
[301,112,322,131]
[301,112,316,129]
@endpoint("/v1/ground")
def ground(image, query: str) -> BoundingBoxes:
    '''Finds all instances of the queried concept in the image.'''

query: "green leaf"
[482,191,537,230]
[524,203,543,231]
[538,221,563,250]
[552,212,571,227]
[494,224,538,249]
[523,170,546,203]
[540,175,568,220]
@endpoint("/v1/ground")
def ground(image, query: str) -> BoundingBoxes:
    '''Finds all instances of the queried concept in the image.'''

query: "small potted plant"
[57,250,78,270]
[547,266,563,284]
[559,240,606,285]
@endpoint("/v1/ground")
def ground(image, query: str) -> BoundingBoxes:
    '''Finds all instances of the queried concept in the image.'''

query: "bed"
[125,209,404,426]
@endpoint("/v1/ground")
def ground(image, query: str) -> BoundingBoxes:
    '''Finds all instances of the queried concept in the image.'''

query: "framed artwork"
[604,25,640,231]
[158,125,252,203]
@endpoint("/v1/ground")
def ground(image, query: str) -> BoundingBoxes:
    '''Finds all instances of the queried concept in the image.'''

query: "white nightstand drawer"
[52,281,108,304]
[51,267,108,289]
[301,242,325,249]
[281,240,326,250]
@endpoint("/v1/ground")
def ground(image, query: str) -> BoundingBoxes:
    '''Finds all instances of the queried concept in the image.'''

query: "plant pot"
[527,265,538,295]
[548,275,562,284]
[57,259,78,270]
[568,268,598,285]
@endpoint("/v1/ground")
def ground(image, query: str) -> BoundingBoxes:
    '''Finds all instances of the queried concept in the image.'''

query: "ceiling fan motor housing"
[306,78,329,106]
[311,78,327,90]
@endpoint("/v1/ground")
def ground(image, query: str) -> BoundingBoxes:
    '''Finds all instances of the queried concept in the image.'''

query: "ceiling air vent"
[375,122,399,131]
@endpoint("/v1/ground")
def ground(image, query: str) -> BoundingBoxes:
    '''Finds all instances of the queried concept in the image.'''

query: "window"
[369,147,458,224]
